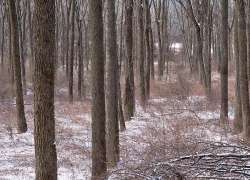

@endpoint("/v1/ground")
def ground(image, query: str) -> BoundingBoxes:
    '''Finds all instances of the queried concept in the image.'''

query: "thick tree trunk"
[106,0,119,168]
[233,6,243,132]
[89,0,107,179]
[237,0,250,139]
[33,0,57,179]
[17,1,27,95]
[7,0,27,133]
[220,0,229,125]
[124,0,135,121]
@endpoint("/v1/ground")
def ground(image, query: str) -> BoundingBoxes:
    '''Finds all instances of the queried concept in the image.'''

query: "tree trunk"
[117,0,126,131]
[145,0,151,101]
[17,1,27,95]
[237,0,250,139]
[153,1,164,80]
[106,0,119,168]
[1,7,5,69]
[28,0,34,76]
[77,8,84,100]
[60,1,66,69]
[33,0,57,179]
[196,28,207,89]
[8,8,14,94]
[65,1,72,77]
[138,0,146,108]
[7,0,27,133]
[124,0,135,121]
[220,0,229,125]
[69,0,75,103]
[247,0,250,80]
[149,26,155,80]
[204,3,212,97]
[233,5,243,132]
[89,0,107,178]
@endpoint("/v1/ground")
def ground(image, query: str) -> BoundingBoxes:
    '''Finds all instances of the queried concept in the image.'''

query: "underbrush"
[109,107,246,179]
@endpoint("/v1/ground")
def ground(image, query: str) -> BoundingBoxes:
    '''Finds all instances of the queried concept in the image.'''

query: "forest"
[1,0,250,179]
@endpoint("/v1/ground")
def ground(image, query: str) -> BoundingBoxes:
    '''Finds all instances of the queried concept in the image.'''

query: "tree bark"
[145,0,151,101]
[237,0,250,139]
[220,0,229,125]
[124,0,135,121]
[153,0,164,80]
[118,0,126,131]
[33,0,57,179]
[106,0,120,168]
[7,5,14,95]
[17,1,27,95]
[69,0,75,103]
[76,6,84,100]
[65,1,72,77]
[7,0,27,133]
[138,0,146,108]
[27,0,34,76]
[247,0,250,80]
[1,5,5,69]
[233,5,243,132]
[89,0,107,178]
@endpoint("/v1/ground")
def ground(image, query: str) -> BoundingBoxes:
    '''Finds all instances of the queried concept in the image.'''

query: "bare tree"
[69,0,75,103]
[233,3,243,132]
[7,0,27,133]
[153,0,164,80]
[145,0,152,101]
[124,0,135,121]
[237,0,250,139]
[76,2,84,100]
[89,0,107,178]
[138,0,146,108]
[33,0,57,179]
[220,0,229,125]
[176,0,208,95]
[106,0,120,168]
[117,0,126,131]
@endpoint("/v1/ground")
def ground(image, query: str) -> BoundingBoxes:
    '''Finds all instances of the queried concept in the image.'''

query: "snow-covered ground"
[0,93,239,179]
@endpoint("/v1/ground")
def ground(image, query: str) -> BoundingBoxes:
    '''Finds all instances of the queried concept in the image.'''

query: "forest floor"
[0,64,249,179]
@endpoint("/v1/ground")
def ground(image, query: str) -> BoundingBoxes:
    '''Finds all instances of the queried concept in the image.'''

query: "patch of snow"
[0,94,239,179]
[187,95,206,103]
[198,111,220,120]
